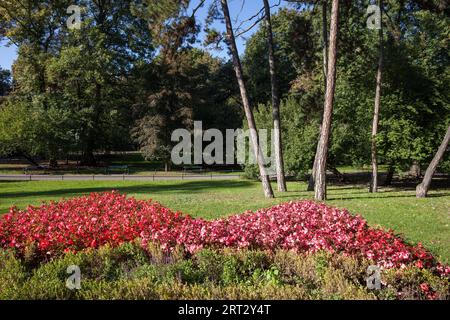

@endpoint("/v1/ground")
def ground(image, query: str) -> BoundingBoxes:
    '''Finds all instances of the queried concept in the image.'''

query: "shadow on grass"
[2,178,450,202]
[328,192,450,201]
[0,180,255,200]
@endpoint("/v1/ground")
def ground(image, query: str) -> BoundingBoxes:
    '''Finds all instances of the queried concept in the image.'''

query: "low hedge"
[0,242,448,300]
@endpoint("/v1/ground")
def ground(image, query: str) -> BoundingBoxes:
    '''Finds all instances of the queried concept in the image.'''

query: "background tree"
[0,0,70,165]
[0,0,153,165]
[377,1,450,176]
[0,99,40,164]
[131,0,199,170]
[416,126,450,198]
[0,0,447,184]
[243,8,313,106]
[369,0,384,193]
[263,0,287,192]
[0,68,11,96]
[308,0,329,191]
[242,7,319,179]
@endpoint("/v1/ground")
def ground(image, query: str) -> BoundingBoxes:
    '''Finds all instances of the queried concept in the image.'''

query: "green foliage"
[0,99,37,157]
[243,8,315,105]
[0,250,28,299]
[247,97,320,178]
[0,0,155,163]
[1,0,447,172]
[242,2,450,175]
[0,97,74,159]
[1,243,447,300]
[0,67,11,97]
[130,1,242,164]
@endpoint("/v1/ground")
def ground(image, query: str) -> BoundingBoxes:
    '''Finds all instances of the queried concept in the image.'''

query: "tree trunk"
[370,0,383,193]
[307,143,319,191]
[221,0,274,198]
[383,165,394,186]
[409,161,421,178]
[80,147,96,166]
[321,0,329,88]
[314,0,340,201]
[416,126,450,198]
[263,0,287,192]
[80,130,97,166]
[308,1,328,192]
[49,158,58,168]
[81,83,102,166]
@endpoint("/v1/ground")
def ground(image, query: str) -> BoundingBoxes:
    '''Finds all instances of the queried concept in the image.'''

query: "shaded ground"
[0,173,241,181]
[0,154,242,176]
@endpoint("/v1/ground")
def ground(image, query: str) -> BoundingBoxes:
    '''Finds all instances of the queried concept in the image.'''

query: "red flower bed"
[0,191,448,275]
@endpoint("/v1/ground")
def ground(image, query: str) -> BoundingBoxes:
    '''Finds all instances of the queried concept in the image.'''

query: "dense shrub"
[0,244,448,300]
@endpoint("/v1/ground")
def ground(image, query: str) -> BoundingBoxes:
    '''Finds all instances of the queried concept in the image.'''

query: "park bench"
[183,165,206,174]
[182,165,204,173]
[23,165,49,174]
[105,165,129,175]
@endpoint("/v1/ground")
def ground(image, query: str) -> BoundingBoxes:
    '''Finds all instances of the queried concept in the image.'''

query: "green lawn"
[0,179,449,263]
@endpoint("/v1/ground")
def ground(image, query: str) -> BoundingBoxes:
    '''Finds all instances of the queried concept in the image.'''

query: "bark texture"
[416,126,450,198]
[263,0,287,192]
[221,0,274,198]
[308,1,328,192]
[370,0,384,193]
[314,0,340,201]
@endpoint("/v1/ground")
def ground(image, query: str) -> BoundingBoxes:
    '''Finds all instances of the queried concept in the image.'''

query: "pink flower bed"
[0,191,448,275]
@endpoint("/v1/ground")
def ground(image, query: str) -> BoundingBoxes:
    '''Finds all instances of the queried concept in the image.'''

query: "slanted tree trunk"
[370,0,383,193]
[308,1,328,192]
[328,164,344,182]
[314,0,340,201]
[19,152,40,167]
[221,0,274,198]
[263,0,286,192]
[416,126,450,198]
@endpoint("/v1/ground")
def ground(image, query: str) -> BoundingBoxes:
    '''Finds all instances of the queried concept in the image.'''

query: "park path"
[0,174,241,181]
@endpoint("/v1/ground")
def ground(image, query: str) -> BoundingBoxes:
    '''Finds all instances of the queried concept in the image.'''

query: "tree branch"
[233,0,281,38]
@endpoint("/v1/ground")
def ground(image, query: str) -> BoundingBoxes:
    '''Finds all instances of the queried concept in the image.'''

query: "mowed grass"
[0,179,449,263]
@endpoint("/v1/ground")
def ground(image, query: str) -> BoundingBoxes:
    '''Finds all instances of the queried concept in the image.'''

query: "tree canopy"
[0,0,447,188]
